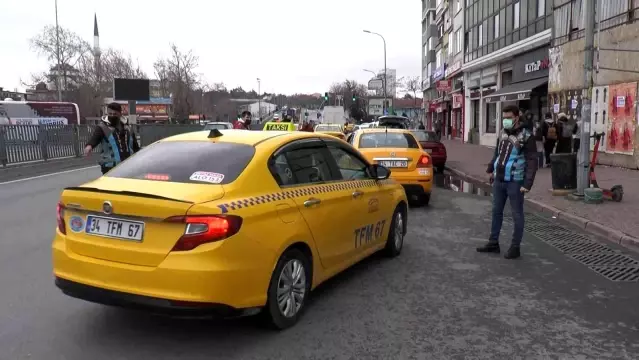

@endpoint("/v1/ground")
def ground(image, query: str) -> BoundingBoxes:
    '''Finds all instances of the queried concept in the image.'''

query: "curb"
[445,166,639,254]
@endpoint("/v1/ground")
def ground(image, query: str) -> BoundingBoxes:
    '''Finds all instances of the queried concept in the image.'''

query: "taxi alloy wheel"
[264,248,311,330]
[384,208,405,257]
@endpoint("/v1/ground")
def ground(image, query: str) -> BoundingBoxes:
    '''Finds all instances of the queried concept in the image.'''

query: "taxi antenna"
[208,129,224,138]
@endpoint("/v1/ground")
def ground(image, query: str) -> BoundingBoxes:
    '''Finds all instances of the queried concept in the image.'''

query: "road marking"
[0,165,99,185]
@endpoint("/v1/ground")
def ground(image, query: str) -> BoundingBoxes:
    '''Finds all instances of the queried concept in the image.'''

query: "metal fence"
[0,124,206,167]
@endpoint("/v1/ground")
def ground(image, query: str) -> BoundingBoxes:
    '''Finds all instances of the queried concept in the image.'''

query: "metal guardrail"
[0,124,206,167]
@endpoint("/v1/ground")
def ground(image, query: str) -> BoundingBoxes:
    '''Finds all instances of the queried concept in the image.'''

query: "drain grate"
[552,241,615,254]
[505,214,639,282]
[590,266,639,282]
[570,252,639,267]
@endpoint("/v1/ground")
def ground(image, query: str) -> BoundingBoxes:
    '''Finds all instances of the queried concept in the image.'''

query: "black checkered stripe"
[216,179,395,213]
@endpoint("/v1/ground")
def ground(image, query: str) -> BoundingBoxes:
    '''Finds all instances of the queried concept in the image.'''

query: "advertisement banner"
[436,80,452,92]
[433,65,446,81]
[606,82,636,155]
[122,104,169,116]
[452,94,463,109]
[0,101,80,125]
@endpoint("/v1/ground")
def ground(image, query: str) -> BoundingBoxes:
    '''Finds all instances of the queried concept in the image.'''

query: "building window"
[494,14,499,38]
[456,30,462,53]
[514,2,520,28]
[485,102,497,133]
[436,49,442,68]
[537,0,545,17]
[427,63,432,77]
[428,37,433,51]
[455,0,461,13]
[449,32,454,52]
[464,31,469,53]
[478,24,483,46]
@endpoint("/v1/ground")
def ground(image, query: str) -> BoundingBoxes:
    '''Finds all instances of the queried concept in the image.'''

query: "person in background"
[555,113,577,153]
[84,102,140,175]
[233,111,252,129]
[532,115,545,168]
[542,112,556,167]
[418,122,426,130]
[477,105,538,260]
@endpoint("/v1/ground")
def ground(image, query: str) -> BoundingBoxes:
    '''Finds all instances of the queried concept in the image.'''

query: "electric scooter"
[589,132,623,202]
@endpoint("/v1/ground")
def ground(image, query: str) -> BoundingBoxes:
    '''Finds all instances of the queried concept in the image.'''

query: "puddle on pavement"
[434,173,492,196]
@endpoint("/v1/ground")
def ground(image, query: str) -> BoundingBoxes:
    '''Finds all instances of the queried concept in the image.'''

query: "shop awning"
[485,78,548,103]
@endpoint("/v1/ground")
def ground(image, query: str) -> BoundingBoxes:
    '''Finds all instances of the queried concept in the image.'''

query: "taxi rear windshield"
[358,133,419,149]
[106,141,255,184]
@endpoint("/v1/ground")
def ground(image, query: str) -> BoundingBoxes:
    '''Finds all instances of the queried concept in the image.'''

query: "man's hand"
[520,187,529,193]
[487,172,494,184]
[83,145,92,156]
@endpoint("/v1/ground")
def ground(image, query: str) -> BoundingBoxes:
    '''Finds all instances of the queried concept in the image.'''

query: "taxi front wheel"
[263,248,312,330]
[384,207,406,257]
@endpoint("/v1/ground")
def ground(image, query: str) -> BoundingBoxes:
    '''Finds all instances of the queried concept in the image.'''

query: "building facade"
[550,0,639,169]
[462,0,553,146]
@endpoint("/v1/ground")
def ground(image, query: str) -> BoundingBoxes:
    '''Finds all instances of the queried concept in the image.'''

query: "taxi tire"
[419,193,431,206]
[263,248,312,330]
[384,207,406,257]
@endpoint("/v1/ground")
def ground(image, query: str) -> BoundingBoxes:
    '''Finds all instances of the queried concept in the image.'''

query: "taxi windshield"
[358,132,419,149]
[107,141,255,184]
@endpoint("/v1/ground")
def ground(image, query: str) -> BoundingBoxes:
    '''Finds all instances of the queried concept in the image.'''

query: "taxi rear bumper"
[391,172,433,195]
[55,277,255,318]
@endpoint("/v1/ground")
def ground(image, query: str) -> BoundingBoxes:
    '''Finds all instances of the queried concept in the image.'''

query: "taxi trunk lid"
[60,177,225,267]
[365,148,424,173]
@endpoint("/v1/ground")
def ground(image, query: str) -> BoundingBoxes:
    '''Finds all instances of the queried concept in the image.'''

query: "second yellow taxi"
[348,128,433,205]
[52,129,407,330]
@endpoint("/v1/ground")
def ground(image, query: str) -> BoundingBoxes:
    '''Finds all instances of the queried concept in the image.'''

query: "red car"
[411,130,447,172]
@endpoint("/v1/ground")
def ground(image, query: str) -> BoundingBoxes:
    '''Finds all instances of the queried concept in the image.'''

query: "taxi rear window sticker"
[189,171,225,184]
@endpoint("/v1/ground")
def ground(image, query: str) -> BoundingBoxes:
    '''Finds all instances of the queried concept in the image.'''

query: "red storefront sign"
[452,93,463,109]
[436,80,452,92]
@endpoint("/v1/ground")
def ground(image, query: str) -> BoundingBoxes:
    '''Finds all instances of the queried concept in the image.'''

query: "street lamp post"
[363,30,387,114]
[257,78,261,121]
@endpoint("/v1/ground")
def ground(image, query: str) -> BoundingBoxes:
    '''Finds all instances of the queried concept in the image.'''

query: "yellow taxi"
[348,128,433,205]
[314,123,346,140]
[53,129,408,330]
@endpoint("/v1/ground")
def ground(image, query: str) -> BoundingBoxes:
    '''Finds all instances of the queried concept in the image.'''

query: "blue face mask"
[502,118,514,129]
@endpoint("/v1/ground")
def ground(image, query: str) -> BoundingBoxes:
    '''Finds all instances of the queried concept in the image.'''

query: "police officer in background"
[84,102,140,175]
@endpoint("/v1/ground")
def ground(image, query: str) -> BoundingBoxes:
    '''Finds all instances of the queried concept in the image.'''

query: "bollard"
[0,127,7,167]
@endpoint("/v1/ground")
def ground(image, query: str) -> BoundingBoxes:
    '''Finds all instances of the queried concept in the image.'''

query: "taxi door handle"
[352,190,363,199]
[304,198,321,207]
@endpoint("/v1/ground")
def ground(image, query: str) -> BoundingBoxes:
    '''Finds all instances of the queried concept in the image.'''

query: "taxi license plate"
[86,215,144,242]
[379,160,408,168]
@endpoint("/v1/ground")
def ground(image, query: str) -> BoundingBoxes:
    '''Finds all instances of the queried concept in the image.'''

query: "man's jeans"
[489,179,525,246]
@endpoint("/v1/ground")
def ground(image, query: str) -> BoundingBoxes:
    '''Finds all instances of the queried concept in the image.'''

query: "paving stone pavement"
[442,139,639,241]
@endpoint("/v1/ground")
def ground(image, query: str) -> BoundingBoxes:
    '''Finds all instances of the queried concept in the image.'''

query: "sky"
[1,0,421,96]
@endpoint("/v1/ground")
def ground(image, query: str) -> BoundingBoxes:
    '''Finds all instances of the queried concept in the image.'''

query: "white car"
[203,122,233,130]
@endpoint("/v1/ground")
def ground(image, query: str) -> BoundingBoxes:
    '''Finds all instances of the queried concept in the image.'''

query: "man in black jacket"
[84,103,140,174]
[477,105,538,259]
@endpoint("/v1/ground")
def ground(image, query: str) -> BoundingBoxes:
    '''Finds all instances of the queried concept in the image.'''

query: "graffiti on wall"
[548,47,563,91]
[606,82,636,155]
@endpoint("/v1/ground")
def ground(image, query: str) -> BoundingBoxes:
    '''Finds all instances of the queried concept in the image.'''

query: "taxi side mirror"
[371,164,391,180]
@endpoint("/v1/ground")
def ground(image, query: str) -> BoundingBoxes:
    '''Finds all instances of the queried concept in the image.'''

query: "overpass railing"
[0,124,206,167]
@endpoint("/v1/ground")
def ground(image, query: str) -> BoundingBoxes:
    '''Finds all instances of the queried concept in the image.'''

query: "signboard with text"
[512,46,550,82]
[436,80,452,92]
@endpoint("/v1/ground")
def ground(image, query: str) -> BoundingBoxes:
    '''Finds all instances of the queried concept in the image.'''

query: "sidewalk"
[442,139,639,251]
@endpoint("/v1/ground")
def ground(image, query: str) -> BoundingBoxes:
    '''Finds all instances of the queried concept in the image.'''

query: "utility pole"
[576,0,596,196]
[55,0,62,102]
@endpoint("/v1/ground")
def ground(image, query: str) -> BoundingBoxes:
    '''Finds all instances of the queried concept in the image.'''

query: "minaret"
[93,13,100,55]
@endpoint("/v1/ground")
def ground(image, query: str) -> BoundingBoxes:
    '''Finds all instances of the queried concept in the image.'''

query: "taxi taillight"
[165,215,243,251]
[57,202,66,235]
[416,154,431,168]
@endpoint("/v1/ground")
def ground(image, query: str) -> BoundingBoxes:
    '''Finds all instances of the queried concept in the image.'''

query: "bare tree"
[154,44,200,122]
[30,25,90,98]
[402,76,421,106]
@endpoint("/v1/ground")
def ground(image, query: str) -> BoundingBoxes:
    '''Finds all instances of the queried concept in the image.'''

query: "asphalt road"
[1,169,639,359]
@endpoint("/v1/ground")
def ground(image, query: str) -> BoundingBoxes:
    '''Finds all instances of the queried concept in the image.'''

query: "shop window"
[485,101,497,133]
[501,70,513,87]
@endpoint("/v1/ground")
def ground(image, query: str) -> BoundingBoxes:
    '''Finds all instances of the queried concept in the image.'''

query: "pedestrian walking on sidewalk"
[477,105,538,259]
[532,115,545,167]
[542,112,556,167]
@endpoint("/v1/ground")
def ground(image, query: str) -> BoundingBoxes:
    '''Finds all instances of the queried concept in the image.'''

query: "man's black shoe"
[476,242,500,253]
[504,246,521,259]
